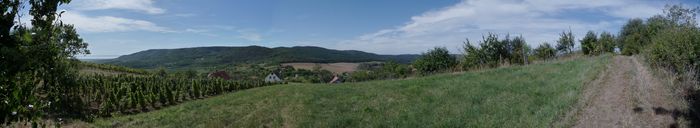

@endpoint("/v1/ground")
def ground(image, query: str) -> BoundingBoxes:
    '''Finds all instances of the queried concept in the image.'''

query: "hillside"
[87,55,609,127]
[78,62,151,76]
[102,46,419,69]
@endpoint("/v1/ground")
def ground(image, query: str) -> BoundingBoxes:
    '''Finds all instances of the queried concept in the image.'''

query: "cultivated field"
[87,55,609,127]
[281,62,362,73]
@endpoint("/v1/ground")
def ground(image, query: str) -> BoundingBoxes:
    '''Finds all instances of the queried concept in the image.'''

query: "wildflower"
[28,104,34,109]
[11,111,17,115]
[3,100,7,104]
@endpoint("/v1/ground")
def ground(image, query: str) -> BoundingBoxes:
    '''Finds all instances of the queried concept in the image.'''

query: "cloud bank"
[62,12,170,33]
[72,0,165,14]
[331,0,665,54]
[61,0,170,33]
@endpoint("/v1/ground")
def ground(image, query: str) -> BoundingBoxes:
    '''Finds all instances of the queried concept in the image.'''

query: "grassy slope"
[91,56,609,128]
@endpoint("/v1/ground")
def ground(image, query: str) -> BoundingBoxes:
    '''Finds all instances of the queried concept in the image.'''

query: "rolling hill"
[102,46,419,69]
[87,55,610,127]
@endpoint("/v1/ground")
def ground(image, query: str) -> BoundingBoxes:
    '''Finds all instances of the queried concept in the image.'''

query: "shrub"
[556,29,575,54]
[413,47,457,74]
[581,31,597,55]
[619,18,649,55]
[534,43,556,60]
[597,31,616,54]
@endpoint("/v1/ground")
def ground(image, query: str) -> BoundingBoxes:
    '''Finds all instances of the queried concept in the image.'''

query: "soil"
[573,56,680,128]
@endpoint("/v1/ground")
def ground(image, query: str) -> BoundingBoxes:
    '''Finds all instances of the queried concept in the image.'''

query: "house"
[264,73,283,83]
[207,71,231,80]
[329,74,342,84]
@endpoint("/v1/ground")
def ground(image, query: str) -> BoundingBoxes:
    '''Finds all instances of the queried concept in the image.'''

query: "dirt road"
[573,56,680,128]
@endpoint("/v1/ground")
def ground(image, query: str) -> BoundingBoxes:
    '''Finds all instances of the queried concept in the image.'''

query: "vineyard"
[79,62,152,75]
[73,75,271,117]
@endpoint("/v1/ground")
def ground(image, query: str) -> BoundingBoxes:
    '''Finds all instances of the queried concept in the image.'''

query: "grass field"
[89,55,609,127]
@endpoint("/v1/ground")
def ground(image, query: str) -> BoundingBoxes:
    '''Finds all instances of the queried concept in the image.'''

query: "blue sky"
[53,0,698,59]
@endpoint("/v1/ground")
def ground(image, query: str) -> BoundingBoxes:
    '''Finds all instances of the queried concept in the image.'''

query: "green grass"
[90,55,610,128]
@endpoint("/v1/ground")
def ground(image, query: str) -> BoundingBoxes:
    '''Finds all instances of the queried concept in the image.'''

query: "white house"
[264,73,283,83]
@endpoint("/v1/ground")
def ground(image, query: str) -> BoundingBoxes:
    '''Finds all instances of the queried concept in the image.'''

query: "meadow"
[89,55,610,127]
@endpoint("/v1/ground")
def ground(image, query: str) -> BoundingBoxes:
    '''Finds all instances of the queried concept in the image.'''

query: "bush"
[461,34,532,70]
[347,61,412,82]
[556,29,575,54]
[619,18,649,55]
[534,43,556,60]
[581,31,597,55]
[597,31,616,54]
[413,47,457,74]
[644,5,700,74]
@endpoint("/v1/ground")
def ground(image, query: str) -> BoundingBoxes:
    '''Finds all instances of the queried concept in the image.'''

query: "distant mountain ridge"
[102,46,419,69]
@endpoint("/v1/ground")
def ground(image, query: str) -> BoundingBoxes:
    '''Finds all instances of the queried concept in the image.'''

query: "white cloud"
[238,33,262,42]
[185,28,208,33]
[61,12,171,33]
[72,0,165,14]
[331,0,665,54]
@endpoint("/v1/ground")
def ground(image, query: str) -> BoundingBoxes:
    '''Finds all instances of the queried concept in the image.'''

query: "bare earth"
[281,62,360,73]
[573,56,679,128]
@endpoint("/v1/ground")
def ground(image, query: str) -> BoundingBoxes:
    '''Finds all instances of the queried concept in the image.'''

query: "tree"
[1,0,89,124]
[413,47,457,74]
[580,31,597,55]
[556,29,575,54]
[535,43,556,60]
[618,18,648,55]
[598,31,616,54]
[510,36,530,65]
[462,39,486,69]
[646,4,700,74]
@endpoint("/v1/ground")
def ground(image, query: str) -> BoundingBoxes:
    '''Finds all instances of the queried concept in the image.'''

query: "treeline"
[345,62,412,82]
[616,5,700,95]
[74,75,270,117]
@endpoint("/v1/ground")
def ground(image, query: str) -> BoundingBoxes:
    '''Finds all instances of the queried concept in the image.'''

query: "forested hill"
[102,46,419,69]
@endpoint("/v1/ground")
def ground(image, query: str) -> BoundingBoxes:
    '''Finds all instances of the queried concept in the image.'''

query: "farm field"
[86,55,609,127]
[281,62,362,73]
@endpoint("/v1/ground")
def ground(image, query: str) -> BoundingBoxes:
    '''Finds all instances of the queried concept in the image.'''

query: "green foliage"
[90,55,610,128]
[645,5,700,74]
[461,34,532,70]
[534,43,556,60]
[509,36,531,65]
[581,31,616,56]
[105,46,420,69]
[281,67,334,83]
[79,62,151,75]
[619,18,649,55]
[413,47,457,74]
[74,75,271,117]
[157,68,167,77]
[556,29,575,54]
[597,31,616,54]
[346,62,412,82]
[581,31,597,55]
[1,0,91,124]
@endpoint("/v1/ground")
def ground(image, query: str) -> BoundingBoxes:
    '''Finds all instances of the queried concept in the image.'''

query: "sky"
[44,0,699,59]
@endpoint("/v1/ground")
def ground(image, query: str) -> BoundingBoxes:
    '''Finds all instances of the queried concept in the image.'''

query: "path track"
[573,56,679,128]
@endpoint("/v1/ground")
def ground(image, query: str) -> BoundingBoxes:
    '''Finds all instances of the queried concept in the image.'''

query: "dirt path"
[573,56,679,128]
